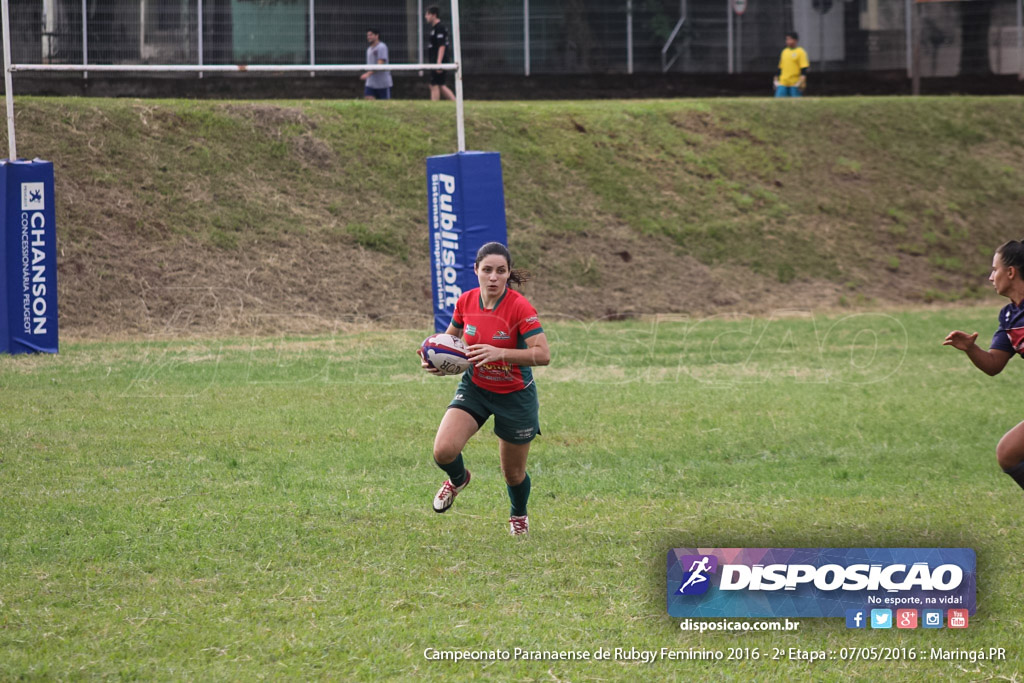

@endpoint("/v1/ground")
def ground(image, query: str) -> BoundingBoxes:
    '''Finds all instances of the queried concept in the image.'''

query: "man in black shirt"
[425,6,456,101]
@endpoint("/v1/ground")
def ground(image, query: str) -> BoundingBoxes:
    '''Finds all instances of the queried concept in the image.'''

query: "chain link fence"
[4,0,1022,77]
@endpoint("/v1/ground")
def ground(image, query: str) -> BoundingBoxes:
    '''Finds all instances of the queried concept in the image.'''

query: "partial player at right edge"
[944,240,1024,494]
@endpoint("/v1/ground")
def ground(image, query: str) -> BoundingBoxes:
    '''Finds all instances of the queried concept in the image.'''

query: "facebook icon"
[845,609,866,629]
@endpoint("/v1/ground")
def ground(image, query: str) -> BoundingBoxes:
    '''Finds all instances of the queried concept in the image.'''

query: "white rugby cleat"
[509,515,529,536]
[433,470,471,513]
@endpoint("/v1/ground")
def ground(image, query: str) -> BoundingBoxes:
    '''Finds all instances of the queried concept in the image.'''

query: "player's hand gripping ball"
[419,334,471,376]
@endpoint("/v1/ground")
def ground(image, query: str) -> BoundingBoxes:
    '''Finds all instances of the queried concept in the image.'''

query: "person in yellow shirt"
[774,32,809,97]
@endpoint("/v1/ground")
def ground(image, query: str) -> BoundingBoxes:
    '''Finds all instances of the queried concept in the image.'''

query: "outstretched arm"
[943,330,1013,376]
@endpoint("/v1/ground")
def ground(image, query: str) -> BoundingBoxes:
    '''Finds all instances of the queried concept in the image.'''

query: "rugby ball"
[420,333,471,376]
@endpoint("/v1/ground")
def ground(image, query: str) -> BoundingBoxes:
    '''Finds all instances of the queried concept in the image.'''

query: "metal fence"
[4,0,1023,77]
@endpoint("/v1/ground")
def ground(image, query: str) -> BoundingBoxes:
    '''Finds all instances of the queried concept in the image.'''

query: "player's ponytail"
[508,265,532,288]
[475,241,532,288]
[997,240,1024,273]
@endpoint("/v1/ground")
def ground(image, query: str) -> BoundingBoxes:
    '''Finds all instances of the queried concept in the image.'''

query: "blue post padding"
[0,159,59,354]
[426,151,508,333]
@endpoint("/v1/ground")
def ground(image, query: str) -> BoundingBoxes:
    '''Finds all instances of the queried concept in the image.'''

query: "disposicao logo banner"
[667,548,976,618]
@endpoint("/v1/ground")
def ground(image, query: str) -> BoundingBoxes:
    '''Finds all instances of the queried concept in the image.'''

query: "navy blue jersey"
[991,301,1024,356]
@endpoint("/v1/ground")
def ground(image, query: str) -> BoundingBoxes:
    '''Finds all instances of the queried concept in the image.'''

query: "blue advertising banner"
[0,159,59,354]
[667,548,976,618]
[426,152,508,333]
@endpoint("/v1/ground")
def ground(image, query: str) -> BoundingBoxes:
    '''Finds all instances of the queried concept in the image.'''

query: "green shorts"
[448,375,541,444]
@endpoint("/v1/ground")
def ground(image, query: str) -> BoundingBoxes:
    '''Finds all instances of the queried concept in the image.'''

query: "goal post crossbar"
[7,63,460,74]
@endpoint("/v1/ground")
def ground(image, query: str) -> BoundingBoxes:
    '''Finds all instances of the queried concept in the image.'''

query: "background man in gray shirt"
[361,29,393,100]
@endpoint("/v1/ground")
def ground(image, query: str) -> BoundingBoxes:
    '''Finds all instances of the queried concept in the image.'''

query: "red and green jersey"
[451,287,544,393]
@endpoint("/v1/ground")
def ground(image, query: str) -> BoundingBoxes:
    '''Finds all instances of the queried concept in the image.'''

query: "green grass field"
[2,306,1022,679]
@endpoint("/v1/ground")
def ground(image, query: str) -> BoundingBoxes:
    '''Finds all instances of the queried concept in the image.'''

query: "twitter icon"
[870,609,892,629]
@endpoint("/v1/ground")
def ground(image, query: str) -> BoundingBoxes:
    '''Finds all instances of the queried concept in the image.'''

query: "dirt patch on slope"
[58,220,879,340]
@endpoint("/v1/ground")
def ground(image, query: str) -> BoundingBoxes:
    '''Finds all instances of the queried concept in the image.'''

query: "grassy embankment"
[5,96,1024,335]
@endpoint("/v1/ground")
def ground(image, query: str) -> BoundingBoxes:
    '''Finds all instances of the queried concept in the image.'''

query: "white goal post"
[0,0,467,159]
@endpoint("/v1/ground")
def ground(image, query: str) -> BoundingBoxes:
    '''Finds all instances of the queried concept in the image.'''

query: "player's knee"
[501,466,526,486]
[433,442,459,465]
[995,439,1024,470]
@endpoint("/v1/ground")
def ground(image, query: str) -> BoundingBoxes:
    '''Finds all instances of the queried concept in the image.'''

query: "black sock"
[1004,461,1024,491]
[507,472,531,517]
[437,453,467,487]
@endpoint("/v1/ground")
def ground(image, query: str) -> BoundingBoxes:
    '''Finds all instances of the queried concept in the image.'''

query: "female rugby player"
[944,240,1024,492]
[420,242,550,535]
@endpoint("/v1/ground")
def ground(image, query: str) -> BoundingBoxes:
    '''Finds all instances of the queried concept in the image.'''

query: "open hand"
[943,330,978,351]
